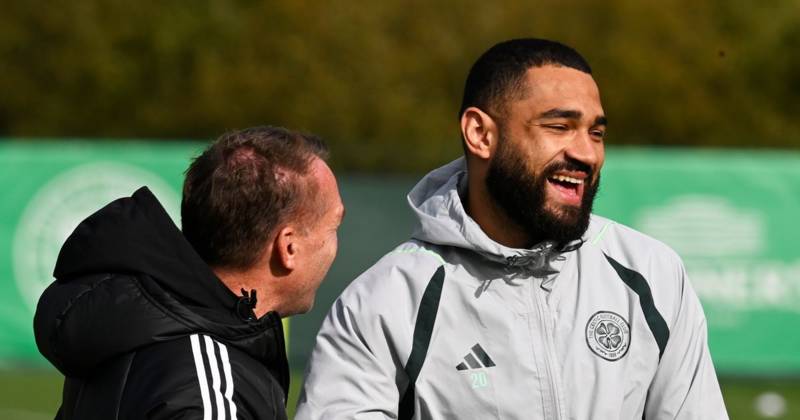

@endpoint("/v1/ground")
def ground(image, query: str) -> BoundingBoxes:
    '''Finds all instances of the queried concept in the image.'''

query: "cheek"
[326,234,339,261]
[522,144,555,172]
[315,233,338,264]
[593,146,606,178]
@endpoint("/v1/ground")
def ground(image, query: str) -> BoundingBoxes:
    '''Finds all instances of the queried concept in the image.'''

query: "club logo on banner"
[635,195,800,315]
[12,162,180,311]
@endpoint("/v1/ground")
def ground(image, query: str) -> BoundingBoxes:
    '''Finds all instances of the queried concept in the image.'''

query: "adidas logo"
[455,343,496,370]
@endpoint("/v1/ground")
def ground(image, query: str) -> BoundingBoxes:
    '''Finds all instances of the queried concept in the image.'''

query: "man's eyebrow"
[538,108,583,120]
[529,108,607,127]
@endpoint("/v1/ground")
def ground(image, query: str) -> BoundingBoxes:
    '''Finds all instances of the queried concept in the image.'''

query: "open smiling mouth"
[547,174,585,205]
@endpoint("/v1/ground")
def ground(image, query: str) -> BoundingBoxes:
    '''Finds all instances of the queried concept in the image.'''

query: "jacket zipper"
[532,280,565,420]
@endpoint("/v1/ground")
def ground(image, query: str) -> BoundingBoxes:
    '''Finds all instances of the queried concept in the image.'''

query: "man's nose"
[565,130,602,169]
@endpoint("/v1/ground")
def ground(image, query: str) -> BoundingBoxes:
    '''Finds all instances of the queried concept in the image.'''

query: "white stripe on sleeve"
[190,334,213,420]
[204,335,227,420]
[217,342,238,420]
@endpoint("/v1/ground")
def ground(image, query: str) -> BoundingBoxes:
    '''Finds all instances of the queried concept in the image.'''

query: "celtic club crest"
[585,311,630,361]
[12,162,180,312]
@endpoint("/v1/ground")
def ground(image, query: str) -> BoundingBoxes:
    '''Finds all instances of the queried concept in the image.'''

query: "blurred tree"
[0,0,797,172]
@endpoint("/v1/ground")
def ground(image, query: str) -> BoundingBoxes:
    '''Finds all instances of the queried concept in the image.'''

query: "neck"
[465,167,532,249]
[212,267,280,318]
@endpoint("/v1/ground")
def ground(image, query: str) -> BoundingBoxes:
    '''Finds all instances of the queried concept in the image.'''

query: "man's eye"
[590,129,605,139]
[546,124,568,131]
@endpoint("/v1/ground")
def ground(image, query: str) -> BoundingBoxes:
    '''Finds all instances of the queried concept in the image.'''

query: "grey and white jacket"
[296,159,728,420]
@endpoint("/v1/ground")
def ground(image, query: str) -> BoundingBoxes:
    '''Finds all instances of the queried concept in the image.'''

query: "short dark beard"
[485,135,599,248]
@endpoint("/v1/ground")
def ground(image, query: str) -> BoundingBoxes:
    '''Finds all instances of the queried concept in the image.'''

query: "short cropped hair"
[459,38,592,118]
[182,126,329,269]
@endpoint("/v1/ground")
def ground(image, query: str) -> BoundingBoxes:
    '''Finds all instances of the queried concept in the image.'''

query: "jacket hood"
[408,158,581,271]
[53,186,237,313]
[35,187,288,390]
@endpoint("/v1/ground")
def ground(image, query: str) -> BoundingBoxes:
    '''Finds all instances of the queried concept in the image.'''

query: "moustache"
[541,160,594,181]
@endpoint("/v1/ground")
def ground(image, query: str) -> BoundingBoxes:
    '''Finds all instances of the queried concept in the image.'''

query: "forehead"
[513,65,603,115]
[308,158,343,209]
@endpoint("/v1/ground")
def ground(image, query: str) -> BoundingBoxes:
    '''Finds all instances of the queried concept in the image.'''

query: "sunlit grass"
[4,369,798,419]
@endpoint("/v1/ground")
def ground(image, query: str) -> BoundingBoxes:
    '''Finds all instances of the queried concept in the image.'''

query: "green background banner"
[599,149,800,375]
[1,142,798,375]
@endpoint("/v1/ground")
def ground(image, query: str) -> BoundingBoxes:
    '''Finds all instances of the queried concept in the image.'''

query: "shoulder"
[586,214,684,270]
[585,215,691,325]
[34,272,146,375]
[120,335,285,420]
[339,240,445,308]
[322,240,446,344]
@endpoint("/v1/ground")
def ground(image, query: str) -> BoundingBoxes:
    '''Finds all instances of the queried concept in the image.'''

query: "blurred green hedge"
[1,0,798,172]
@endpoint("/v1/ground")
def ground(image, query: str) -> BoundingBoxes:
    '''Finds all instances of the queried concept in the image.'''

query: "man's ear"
[460,107,497,161]
[274,225,297,271]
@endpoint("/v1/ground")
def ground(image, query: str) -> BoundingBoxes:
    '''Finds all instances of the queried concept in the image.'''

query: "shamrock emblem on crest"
[595,321,622,350]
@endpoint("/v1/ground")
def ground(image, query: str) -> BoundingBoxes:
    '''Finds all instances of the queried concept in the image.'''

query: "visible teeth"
[551,175,583,184]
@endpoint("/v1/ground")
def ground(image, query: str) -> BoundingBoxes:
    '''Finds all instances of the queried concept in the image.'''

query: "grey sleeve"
[295,297,408,420]
[644,266,729,420]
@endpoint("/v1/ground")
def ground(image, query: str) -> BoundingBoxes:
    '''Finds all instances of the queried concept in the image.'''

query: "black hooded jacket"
[34,187,290,420]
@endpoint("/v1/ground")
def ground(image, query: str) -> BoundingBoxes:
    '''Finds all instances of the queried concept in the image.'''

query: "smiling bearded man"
[297,39,728,420]
[485,127,600,247]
